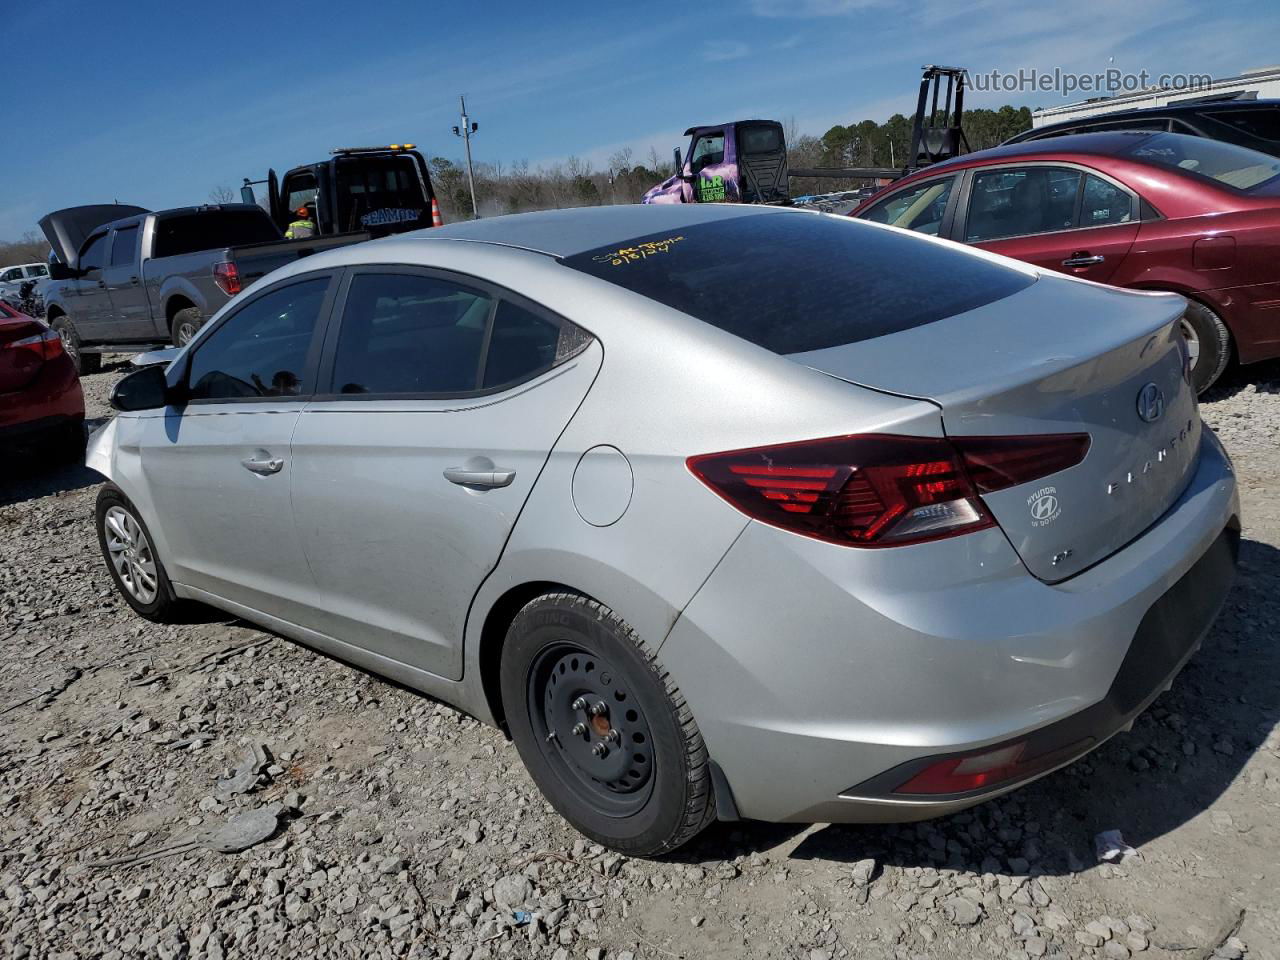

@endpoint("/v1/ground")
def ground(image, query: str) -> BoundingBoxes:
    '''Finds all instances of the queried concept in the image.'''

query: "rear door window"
[862,176,956,235]
[187,276,329,402]
[560,212,1034,354]
[965,166,1082,242]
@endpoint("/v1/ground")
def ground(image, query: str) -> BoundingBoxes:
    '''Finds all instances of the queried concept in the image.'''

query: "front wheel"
[95,486,184,622]
[1179,300,1231,395]
[50,316,100,375]
[500,592,716,857]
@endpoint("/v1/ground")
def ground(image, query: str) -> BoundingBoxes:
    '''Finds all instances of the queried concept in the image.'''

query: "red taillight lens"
[1,321,63,362]
[951,434,1090,494]
[213,261,241,296]
[687,432,1090,548]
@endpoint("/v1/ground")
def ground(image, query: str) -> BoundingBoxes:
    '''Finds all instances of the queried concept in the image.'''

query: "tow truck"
[241,144,441,238]
[642,65,970,208]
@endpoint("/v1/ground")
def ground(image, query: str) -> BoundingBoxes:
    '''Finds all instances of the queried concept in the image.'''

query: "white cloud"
[703,40,751,62]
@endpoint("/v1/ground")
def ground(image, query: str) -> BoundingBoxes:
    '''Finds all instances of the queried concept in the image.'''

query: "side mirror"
[109,364,173,412]
[673,146,690,181]
[47,259,73,281]
[240,184,256,205]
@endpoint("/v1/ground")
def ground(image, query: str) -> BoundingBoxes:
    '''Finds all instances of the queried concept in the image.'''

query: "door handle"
[241,456,285,476]
[444,466,516,488]
[1062,252,1105,267]
[97,280,107,288]
[129,276,139,285]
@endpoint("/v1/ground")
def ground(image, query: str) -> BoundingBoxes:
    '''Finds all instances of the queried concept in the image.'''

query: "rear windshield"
[1203,107,1280,147]
[1124,131,1280,192]
[334,156,430,232]
[153,210,281,258]
[560,213,1034,353]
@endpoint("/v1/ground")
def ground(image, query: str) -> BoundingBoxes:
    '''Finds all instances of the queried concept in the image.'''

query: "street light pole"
[452,95,480,219]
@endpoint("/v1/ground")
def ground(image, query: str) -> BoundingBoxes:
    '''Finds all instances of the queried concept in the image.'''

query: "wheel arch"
[476,579,576,734]
[165,294,197,325]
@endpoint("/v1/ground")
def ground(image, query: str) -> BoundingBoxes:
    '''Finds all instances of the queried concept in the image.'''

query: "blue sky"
[3,0,1276,240]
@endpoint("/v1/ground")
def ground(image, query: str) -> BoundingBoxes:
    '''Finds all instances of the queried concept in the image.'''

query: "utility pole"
[452,95,480,219]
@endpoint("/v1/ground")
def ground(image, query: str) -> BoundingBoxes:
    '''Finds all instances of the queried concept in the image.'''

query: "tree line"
[4,104,1034,252]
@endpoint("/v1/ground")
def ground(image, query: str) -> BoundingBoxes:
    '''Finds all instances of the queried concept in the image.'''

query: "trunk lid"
[790,276,1199,581]
[39,204,150,268]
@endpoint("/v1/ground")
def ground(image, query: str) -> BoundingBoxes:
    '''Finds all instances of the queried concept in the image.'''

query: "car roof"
[916,130,1172,175]
[1035,97,1280,126]
[402,203,784,258]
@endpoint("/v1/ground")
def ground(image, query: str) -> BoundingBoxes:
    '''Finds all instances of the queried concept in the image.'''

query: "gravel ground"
[2,358,1278,960]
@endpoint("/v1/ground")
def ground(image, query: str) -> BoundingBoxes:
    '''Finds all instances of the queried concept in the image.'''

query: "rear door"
[137,273,337,620]
[289,267,602,680]
[957,164,1139,284]
[102,224,153,339]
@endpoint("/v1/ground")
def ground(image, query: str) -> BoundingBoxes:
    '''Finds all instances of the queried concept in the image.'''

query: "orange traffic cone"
[431,196,444,227]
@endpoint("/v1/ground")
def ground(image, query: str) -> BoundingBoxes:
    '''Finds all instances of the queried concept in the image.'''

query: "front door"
[139,274,335,621]
[689,128,733,203]
[289,268,602,680]
[102,224,153,339]
[960,165,1139,284]
[71,231,113,339]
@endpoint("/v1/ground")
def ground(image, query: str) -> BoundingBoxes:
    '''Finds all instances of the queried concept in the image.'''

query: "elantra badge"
[1137,383,1165,423]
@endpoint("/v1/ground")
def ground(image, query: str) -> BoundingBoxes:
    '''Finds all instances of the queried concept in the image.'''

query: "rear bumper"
[660,430,1239,823]
[0,354,84,435]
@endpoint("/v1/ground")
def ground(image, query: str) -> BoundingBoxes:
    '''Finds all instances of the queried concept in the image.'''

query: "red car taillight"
[1,321,64,363]
[687,432,1090,548]
[213,261,241,296]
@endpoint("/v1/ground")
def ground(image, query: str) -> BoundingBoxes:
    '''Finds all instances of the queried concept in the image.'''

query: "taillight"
[213,261,241,296]
[892,736,1091,795]
[1,321,64,362]
[687,432,1089,548]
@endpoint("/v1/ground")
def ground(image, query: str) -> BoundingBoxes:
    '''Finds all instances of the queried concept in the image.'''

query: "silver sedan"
[88,205,1239,856]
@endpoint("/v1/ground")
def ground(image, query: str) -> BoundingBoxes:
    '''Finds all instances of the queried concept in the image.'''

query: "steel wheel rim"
[1179,317,1201,370]
[527,641,655,817]
[104,506,159,604]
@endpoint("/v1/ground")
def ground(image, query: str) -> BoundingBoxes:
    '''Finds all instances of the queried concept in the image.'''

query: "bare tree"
[608,147,635,175]
[209,184,236,204]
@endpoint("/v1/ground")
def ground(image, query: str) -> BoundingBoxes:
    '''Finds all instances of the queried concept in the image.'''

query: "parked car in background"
[852,131,1280,392]
[0,261,50,299]
[1005,99,1280,158]
[0,299,85,464]
[41,204,368,374]
[89,205,1237,856]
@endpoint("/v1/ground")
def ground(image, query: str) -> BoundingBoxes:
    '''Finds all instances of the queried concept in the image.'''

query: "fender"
[157,276,209,323]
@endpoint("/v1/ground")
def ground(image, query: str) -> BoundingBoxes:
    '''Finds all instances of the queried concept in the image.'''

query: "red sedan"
[0,300,85,464]
[851,131,1280,392]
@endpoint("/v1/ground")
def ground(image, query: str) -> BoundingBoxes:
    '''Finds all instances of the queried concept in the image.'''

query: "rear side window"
[329,272,592,396]
[187,277,328,401]
[153,211,282,258]
[1203,108,1280,147]
[1081,175,1133,226]
[965,167,1081,242]
[331,274,494,395]
[110,226,139,266]
[560,213,1034,354]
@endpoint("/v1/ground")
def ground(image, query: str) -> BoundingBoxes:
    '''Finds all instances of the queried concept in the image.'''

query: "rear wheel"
[95,486,183,622]
[50,316,100,375]
[500,592,716,857]
[171,307,203,347]
[1179,300,1231,395]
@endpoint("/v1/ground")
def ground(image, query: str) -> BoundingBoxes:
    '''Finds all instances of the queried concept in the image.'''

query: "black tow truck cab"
[243,145,439,239]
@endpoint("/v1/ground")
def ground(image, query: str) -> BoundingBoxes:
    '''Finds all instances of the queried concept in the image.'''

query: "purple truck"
[642,121,790,205]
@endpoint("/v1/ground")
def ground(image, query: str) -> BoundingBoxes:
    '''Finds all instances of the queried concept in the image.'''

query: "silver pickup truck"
[40,203,367,373]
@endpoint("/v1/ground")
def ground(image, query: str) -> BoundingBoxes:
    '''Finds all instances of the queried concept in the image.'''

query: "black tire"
[500,592,715,857]
[50,316,100,375]
[1179,300,1231,395]
[171,307,204,347]
[45,419,87,466]
[95,485,184,622]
